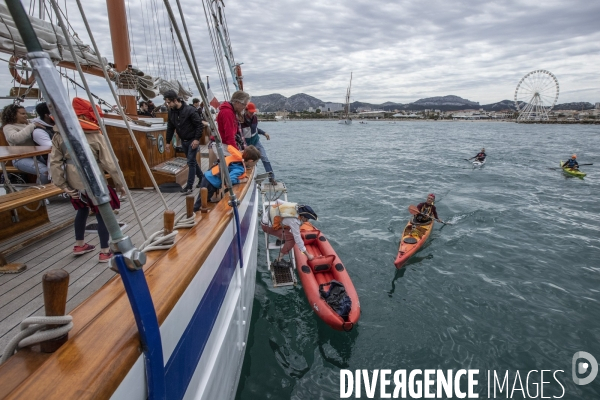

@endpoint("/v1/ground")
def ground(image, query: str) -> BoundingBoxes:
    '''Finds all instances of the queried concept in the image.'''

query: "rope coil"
[0,315,73,364]
[139,212,197,252]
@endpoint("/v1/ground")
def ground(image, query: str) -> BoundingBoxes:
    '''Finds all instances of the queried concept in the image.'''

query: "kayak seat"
[308,255,335,273]
[301,229,322,245]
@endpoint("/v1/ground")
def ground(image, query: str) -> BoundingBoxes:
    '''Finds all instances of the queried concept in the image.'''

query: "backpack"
[319,280,352,321]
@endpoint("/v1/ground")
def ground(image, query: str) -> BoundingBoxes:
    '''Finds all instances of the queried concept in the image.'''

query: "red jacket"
[216,101,239,148]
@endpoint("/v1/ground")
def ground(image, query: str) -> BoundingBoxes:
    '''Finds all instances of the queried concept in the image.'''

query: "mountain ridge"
[250,94,596,113]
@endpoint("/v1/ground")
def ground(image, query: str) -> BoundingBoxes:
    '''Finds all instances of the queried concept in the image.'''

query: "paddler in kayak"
[468,148,486,162]
[412,193,445,224]
[261,201,318,267]
[562,154,579,170]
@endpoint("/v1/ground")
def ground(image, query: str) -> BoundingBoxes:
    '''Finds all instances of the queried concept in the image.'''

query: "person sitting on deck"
[241,102,276,184]
[137,101,152,117]
[260,201,318,266]
[1,103,51,183]
[31,102,57,179]
[413,193,444,224]
[49,97,126,263]
[469,148,486,162]
[193,145,261,211]
[563,154,579,170]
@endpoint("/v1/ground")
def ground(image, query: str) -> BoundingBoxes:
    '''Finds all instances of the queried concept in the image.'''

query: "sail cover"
[0,4,106,69]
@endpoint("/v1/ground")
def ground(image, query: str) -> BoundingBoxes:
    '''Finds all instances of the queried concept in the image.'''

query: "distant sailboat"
[339,72,353,125]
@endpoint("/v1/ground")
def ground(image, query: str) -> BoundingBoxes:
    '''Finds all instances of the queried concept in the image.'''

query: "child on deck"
[193,145,261,211]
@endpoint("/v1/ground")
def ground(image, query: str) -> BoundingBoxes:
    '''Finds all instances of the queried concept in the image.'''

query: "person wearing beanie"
[163,89,205,194]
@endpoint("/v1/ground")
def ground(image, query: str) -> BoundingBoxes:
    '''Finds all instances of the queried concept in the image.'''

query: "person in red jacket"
[215,90,248,149]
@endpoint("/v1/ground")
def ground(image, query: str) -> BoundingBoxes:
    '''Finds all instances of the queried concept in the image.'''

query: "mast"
[106,0,138,116]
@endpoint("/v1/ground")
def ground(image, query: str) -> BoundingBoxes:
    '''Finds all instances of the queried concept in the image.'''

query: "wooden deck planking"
[0,186,200,353]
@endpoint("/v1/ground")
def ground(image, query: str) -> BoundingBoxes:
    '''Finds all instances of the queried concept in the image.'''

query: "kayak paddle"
[408,205,420,215]
[579,163,593,166]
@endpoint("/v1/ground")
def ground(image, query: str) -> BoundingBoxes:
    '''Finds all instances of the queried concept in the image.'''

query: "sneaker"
[73,243,95,255]
[180,186,193,195]
[98,251,114,263]
[269,178,277,185]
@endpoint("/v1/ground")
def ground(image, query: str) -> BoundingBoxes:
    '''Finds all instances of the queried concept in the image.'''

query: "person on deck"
[241,102,276,184]
[32,102,56,179]
[49,97,126,263]
[1,103,50,183]
[563,154,579,170]
[138,101,152,116]
[413,193,444,224]
[193,145,261,211]
[469,148,486,162]
[146,100,156,115]
[163,89,204,195]
[216,90,248,149]
[260,201,318,266]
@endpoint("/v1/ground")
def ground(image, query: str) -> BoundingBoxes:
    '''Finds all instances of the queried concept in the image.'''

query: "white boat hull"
[112,182,259,400]
[472,159,486,169]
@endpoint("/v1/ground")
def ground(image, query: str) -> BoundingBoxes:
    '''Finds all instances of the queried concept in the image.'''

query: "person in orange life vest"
[260,202,318,265]
[414,193,444,224]
[193,145,261,211]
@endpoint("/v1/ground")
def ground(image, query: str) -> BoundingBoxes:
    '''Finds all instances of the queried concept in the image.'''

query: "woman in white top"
[1,103,50,183]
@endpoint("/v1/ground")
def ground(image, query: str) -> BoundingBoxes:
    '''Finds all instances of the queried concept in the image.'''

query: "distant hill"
[251,93,596,113]
[553,102,595,110]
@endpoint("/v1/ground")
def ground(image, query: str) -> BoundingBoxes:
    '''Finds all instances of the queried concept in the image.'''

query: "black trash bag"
[319,280,352,321]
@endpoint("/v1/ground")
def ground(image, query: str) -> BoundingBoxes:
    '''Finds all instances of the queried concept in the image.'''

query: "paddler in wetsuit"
[469,148,486,162]
[562,154,579,170]
[413,193,444,224]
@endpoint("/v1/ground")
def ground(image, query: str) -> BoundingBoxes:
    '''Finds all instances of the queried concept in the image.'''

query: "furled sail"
[0,4,105,69]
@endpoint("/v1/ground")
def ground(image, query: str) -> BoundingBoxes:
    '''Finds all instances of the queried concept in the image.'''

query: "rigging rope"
[0,316,73,365]
[202,0,229,100]
[73,0,171,220]
[52,0,158,240]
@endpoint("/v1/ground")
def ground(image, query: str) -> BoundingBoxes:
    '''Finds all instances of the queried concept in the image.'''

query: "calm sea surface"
[235,121,600,399]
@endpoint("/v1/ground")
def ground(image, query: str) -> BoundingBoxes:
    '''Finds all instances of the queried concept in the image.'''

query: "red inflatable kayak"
[394,219,434,269]
[293,223,360,331]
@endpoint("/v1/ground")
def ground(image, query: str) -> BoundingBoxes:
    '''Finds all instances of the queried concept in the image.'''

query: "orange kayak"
[394,219,434,268]
[293,223,360,331]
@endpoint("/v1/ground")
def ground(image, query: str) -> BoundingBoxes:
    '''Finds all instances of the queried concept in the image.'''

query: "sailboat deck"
[0,158,209,354]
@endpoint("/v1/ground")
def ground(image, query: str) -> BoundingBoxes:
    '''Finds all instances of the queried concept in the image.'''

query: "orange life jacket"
[210,145,247,179]
[78,117,100,131]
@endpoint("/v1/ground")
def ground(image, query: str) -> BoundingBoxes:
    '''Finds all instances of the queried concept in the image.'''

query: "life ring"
[235,64,243,91]
[9,56,35,86]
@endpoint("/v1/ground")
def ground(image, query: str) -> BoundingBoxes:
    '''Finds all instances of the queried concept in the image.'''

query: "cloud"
[1,0,598,109]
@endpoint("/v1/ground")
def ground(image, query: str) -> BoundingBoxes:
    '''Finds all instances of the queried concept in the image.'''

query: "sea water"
[236,121,600,399]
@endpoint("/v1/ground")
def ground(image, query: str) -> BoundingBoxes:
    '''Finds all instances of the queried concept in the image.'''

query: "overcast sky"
[5,0,600,107]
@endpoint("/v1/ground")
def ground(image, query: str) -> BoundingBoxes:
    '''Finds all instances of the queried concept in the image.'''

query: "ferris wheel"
[514,70,559,121]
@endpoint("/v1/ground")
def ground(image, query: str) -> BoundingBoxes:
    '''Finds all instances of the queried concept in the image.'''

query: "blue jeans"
[253,139,274,179]
[181,139,203,188]
[193,177,218,211]
[13,157,50,184]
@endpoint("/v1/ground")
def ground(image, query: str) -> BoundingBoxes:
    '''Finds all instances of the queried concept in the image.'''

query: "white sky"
[3,0,599,107]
